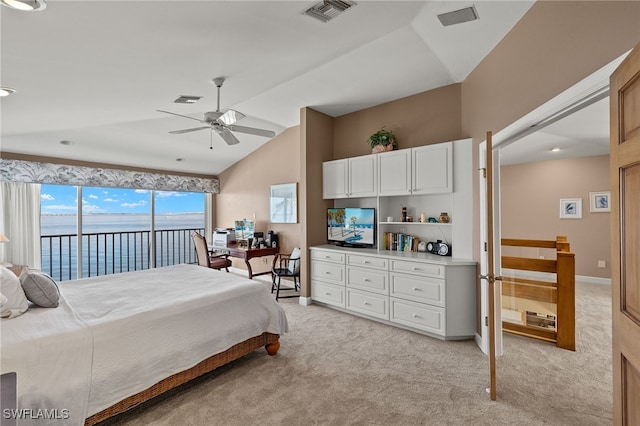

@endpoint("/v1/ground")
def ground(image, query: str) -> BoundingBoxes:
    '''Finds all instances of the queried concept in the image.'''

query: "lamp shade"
[0,233,9,243]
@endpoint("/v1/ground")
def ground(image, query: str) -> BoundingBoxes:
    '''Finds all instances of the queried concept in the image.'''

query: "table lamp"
[0,233,12,268]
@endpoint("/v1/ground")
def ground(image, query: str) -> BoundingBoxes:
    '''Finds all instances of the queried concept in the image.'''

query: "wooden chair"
[271,247,301,300]
[191,231,232,272]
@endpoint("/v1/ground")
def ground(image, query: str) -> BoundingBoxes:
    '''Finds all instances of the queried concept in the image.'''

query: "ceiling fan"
[157,77,275,146]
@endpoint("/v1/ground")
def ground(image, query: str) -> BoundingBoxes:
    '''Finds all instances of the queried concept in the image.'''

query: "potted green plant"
[367,127,398,153]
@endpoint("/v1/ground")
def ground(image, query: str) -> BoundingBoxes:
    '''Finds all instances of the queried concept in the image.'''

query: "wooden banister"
[500,235,575,351]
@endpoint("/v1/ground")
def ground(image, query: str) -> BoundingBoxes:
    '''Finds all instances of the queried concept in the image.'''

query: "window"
[40,184,205,280]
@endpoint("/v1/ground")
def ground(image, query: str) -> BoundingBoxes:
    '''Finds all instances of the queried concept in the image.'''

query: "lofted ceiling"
[0,1,538,176]
[499,97,610,166]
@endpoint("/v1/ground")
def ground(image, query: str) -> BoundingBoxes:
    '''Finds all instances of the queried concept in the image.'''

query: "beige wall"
[501,155,611,279]
[216,126,302,275]
[333,83,463,159]
[462,0,640,262]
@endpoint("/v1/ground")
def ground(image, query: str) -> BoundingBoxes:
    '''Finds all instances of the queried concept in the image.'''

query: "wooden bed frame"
[85,332,280,425]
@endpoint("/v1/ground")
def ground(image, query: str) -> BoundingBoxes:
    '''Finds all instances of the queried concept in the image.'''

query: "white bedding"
[1,264,288,425]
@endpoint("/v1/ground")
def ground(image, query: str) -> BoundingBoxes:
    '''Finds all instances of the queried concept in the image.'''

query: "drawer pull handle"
[364,302,371,306]
[412,287,422,291]
[413,314,422,319]
[363,278,370,282]
[412,267,420,271]
[325,256,331,259]
[325,271,331,275]
[325,292,331,296]
[363,260,369,264]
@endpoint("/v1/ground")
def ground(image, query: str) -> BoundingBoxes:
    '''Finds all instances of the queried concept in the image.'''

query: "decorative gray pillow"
[19,269,60,308]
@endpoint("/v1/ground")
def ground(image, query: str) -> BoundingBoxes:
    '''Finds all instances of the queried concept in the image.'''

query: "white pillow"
[0,266,29,319]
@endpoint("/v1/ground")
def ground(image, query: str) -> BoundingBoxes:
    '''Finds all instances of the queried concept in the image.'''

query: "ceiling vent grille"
[437,6,479,27]
[174,95,202,104]
[303,1,356,23]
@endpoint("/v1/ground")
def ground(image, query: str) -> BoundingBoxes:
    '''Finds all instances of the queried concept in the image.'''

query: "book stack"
[382,232,420,252]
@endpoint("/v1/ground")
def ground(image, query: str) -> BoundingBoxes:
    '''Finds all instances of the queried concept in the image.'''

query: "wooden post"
[556,235,571,253]
[556,251,575,351]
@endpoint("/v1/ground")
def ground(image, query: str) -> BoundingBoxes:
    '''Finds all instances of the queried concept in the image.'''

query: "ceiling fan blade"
[216,127,241,145]
[169,126,211,134]
[228,124,276,138]
[157,110,204,122]
[217,109,245,126]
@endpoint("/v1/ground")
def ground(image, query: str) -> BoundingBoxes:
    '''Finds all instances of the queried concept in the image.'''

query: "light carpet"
[102,281,611,426]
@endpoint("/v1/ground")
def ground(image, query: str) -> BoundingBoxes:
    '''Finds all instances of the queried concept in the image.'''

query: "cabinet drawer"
[347,289,389,320]
[311,250,345,264]
[390,273,445,307]
[346,254,387,270]
[311,260,345,285]
[390,298,445,335]
[390,260,445,279]
[347,267,388,294]
[312,281,345,308]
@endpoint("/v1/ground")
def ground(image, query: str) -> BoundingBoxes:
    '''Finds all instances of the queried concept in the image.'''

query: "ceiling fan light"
[218,110,245,126]
[1,0,47,11]
[0,87,17,97]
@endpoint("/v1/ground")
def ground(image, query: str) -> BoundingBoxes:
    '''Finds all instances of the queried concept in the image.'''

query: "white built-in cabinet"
[316,138,476,339]
[310,245,477,340]
[322,138,473,260]
[322,154,377,199]
[377,142,452,196]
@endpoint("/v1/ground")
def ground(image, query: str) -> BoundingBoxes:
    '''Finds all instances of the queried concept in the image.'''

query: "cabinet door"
[348,155,377,197]
[378,149,411,196]
[322,159,348,199]
[412,142,452,194]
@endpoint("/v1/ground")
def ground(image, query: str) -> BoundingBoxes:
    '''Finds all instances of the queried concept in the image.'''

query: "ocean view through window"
[41,184,205,280]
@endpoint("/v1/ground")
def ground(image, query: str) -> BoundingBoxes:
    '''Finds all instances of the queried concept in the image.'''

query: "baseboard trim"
[299,296,312,306]
[501,268,611,285]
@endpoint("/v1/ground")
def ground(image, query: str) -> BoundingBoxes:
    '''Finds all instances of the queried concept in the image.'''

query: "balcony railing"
[41,227,204,281]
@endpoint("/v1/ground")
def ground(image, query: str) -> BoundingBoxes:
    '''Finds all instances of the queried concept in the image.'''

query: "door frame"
[475,51,629,356]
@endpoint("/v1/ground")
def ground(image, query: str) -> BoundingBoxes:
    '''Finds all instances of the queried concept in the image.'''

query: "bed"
[0,264,288,426]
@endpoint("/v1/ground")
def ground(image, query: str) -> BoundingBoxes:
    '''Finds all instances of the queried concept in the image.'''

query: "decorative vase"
[371,144,395,154]
[439,212,450,223]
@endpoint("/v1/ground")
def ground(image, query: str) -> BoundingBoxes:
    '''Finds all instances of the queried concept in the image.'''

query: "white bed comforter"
[1,264,288,425]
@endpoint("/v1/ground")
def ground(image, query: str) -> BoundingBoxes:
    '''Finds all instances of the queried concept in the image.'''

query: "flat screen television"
[327,207,376,248]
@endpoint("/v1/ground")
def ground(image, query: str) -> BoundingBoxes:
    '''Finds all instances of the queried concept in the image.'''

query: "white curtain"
[0,182,42,268]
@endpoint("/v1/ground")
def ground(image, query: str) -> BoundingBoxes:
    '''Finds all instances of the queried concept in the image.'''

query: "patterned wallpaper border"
[0,159,220,194]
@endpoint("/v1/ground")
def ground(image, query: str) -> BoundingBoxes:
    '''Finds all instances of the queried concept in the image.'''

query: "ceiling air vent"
[174,95,202,104]
[437,6,479,27]
[303,0,356,23]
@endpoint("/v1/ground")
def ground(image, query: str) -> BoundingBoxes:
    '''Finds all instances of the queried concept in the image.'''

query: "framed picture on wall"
[589,191,611,212]
[270,183,297,224]
[560,198,582,219]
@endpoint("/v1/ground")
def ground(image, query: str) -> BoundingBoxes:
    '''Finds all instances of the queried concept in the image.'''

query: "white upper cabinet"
[378,142,453,196]
[412,142,453,194]
[323,159,348,199]
[322,154,377,199]
[348,154,378,197]
[377,149,412,196]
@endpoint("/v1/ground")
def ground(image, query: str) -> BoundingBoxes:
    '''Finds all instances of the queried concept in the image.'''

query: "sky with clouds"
[41,184,205,215]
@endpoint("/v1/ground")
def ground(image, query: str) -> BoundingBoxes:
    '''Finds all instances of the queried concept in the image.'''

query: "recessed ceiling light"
[1,0,47,11]
[551,147,561,152]
[60,140,75,146]
[0,87,17,97]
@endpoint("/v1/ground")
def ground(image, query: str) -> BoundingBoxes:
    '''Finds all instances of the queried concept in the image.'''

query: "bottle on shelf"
[401,207,407,222]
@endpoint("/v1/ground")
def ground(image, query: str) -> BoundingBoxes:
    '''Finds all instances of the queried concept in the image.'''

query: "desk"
[212,244,279,279]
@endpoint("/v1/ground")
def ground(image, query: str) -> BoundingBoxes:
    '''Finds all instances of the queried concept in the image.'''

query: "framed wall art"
[560,198,582,219]
[589,191,611,212]
[270,183,297,224]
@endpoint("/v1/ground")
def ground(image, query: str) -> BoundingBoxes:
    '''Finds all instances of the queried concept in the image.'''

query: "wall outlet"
[598,260,606,268]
